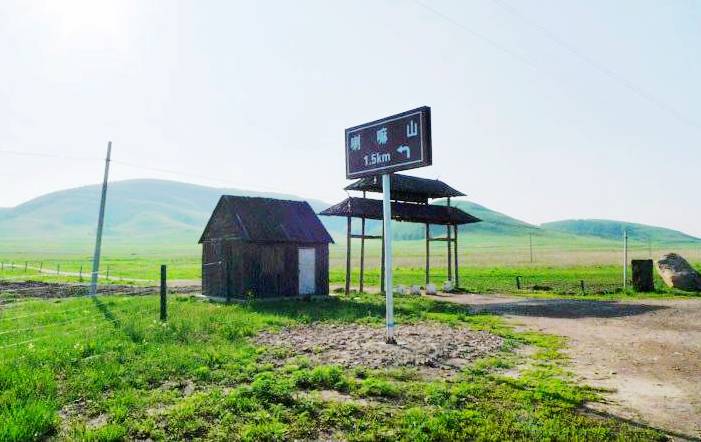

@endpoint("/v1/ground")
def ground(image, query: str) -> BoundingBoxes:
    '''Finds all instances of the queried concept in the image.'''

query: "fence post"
[160,265,167,321]
[106,265,111,280]
[39,261,43,272]
[57,264,60,275]
[79,265,83,282]
[24,261,28,273]
[580,280,585,296]
[516,276,521,290]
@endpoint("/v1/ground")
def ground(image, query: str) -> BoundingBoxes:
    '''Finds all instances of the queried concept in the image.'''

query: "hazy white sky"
[1,0,699,235]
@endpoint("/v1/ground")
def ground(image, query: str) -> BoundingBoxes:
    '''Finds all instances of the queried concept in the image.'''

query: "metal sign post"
[344,106,432,344]
[382,173,395,343]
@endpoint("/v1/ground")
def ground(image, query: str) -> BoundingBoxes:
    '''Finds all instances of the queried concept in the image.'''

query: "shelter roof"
[319,197,481,226]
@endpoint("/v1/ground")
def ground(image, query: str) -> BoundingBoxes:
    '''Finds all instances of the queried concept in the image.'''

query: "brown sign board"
[345,106,432,179]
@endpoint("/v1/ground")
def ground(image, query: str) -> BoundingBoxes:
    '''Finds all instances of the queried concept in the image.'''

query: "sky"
[1,0,700,236]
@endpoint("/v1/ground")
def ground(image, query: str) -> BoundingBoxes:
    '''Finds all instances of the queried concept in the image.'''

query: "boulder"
[656,253,701,292]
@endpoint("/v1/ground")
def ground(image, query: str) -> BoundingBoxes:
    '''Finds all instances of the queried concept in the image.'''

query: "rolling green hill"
[541,219,701,244]
[386,199,540,240]
[0,180,698,257]
[0,179,345,253]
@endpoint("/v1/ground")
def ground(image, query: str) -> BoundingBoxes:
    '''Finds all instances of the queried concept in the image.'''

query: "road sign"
[345,106,432,179]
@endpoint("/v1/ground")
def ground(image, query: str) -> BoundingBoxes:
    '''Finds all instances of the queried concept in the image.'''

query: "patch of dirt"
[0,280,199,299]
[253,323,504,375]
[430,293,701,440]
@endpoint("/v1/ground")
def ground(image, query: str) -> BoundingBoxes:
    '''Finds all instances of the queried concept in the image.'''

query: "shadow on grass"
[91,295,122,328]
[242,294,668,322]
[460,298,668,319]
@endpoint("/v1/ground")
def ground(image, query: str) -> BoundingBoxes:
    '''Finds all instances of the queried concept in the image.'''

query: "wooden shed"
[199,196,334,300]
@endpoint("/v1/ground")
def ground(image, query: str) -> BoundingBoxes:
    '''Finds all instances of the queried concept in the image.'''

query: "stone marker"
[632,259,654,292]
[656,253,701,292]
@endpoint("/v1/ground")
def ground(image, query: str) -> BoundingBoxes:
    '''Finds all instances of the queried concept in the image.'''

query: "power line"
[0,149,101,162]
[491,0,700,130]
[412,0,538,69]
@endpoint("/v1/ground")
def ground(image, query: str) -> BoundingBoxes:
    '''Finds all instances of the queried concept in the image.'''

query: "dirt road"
[428,293,701,440]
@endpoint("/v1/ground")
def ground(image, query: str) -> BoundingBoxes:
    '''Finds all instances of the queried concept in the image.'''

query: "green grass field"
[0,292,664,441]
[2,238,699,296]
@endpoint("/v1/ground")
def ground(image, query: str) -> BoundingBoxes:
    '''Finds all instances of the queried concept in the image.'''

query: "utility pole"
[623,229,628,291]
[90,142,112,296]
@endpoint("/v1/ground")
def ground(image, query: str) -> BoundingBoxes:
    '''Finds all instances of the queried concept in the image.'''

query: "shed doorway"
[298,248,316,295]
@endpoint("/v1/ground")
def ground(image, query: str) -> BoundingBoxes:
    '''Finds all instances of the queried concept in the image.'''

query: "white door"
[298,248,316,295]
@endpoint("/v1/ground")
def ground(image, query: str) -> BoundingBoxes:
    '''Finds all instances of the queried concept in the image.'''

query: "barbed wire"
[0,304,160,350]
[0,300,150,337]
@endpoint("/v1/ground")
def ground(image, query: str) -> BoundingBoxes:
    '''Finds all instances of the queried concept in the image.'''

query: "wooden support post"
[446,225,452,282]
[160,265,167,321]
[446,197,452,282]
[24,261,28,273]
[79,265,83,282]
[425,223,430,285]
[345,217,351,294]
[380,222,385,293]
[359,217,366,293]
[57,264,60,275]
[516,276,521,290]
[580,280,586,296]
[453,224,459,288]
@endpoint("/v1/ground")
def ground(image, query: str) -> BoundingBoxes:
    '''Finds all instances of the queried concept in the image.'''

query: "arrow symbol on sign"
[397,145,411,159]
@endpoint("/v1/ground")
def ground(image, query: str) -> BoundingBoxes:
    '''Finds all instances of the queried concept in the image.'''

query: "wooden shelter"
[199,196,334,300]
[320,174,480,293]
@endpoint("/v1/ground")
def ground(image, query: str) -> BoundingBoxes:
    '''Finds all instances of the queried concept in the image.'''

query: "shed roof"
[199,196,334,244]
[344,174,465,202]
[319,197,481,226]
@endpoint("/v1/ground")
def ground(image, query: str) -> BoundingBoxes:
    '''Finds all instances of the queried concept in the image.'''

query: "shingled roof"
[199,196,334,244]
[319,197,481,226]
[344,174,465,203]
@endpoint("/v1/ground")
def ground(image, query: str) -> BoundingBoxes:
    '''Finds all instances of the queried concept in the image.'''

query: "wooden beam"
[425,223,430,285]
[454,224,459,288]
[446,197,452,283]
[345,217,351,295]
[359,217,365,293]
[350,234,382,240]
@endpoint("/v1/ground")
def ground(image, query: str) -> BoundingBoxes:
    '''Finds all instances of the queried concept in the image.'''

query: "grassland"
[1,238,699,296]
[0,291,665,441]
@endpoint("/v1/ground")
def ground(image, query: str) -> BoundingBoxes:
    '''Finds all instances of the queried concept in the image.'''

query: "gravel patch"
[253,323,504,373]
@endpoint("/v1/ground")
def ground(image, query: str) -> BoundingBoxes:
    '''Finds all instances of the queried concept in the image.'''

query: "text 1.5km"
[363,152,391,166]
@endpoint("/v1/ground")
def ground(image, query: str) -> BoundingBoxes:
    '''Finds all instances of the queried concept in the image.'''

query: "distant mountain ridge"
[541,219,701,243]
[0,179,345,247]
[0,180,698,253]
